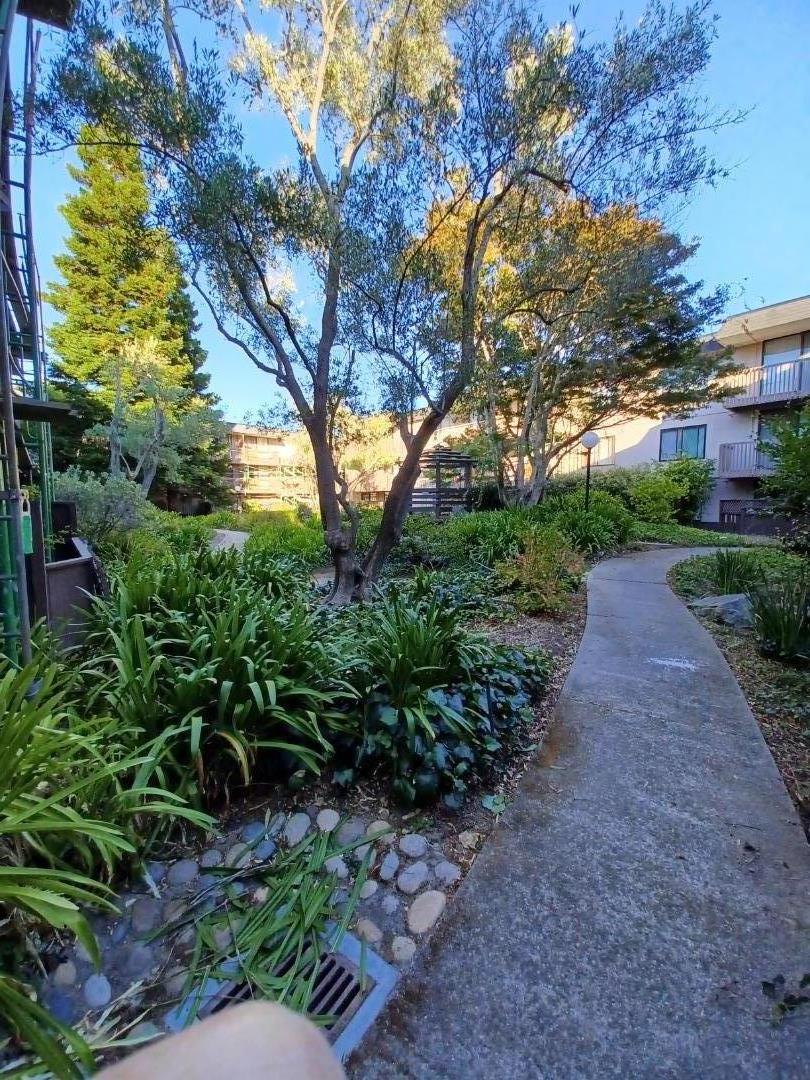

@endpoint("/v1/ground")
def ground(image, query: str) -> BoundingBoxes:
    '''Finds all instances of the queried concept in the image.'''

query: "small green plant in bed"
[670,549,806,600]
[335,593,551,808]
[495,525,584,615]
[0,651,211,1074]
[749,577,810,664]
[712,549,760,593]
[553,506,619,556]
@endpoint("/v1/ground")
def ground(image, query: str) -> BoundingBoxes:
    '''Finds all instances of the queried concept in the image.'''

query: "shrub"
[495,525,584,615]
[749,574,809,660]
[662,458,714,523]
[244,518,328,569]
[53,468,153,548]
[554,506,619,555]
[749,577,809,664]
[711,550,759,594]
[0,652,211,1073]
[83,558,345,805]
[628,471,685,523]
[338,593,550,807]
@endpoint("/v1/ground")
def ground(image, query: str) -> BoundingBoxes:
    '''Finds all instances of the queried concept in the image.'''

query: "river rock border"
[39,805,464,1038]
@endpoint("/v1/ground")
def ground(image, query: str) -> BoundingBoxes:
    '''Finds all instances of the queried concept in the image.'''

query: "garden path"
[350,546,810,1078]
[210,528,249,551]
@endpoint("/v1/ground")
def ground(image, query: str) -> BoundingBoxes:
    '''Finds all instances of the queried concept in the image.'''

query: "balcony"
[717,441,775,479]
[722,359,809,408]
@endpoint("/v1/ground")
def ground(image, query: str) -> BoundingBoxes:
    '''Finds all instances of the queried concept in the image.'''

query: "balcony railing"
[717,441,775,478]
[722,359,808,408]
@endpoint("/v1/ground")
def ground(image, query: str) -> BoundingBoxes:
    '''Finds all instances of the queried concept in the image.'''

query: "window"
[762,333,810,367]
[659,425,706,461]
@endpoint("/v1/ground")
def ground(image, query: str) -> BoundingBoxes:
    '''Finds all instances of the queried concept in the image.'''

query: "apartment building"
[227,415,471,509]
[563,294,810,525]
[227,295,809,522]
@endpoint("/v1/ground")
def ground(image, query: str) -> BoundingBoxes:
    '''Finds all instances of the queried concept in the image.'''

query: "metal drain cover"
[165,931,397,1062]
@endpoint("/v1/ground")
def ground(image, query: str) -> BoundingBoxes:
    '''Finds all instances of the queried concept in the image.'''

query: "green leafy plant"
[662,457,714,523]
[338,593,550,807]
[628,471,686,523]
[495,526,584,615]
[53,467,154,548]
[749,578,810,664]
[711,550,760,594]
[554,507,619,556]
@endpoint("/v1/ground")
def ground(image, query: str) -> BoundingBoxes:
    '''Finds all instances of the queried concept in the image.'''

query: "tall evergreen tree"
[47,126,229,503]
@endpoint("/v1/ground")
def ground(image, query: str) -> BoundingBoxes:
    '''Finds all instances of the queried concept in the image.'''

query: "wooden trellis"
[409,446,475,518]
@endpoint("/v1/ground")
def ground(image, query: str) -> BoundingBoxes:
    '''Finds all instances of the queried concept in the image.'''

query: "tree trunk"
[357,409,447,596]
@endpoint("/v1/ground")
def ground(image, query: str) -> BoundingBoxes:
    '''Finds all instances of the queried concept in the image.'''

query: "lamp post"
[581,431,600,511]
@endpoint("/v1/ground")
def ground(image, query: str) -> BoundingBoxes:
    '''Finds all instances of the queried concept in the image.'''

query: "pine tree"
[47,126,229,501]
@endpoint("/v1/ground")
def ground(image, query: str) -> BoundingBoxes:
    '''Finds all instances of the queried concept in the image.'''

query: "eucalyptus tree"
[44,0,735,597]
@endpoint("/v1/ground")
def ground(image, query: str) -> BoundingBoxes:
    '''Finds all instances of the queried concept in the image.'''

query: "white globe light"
[581,431,600,450]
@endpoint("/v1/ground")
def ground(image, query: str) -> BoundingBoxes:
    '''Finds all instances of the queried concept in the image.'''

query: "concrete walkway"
[210,528,249,552]
[351,547,810,1079]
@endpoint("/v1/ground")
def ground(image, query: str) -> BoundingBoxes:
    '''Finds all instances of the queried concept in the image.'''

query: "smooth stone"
[126,944,155,975]
[145,861,167,884]
[167,859,199,887]
[267,813,286,837]
[391,936,417,964]
[458,830,481,850]
[381,894,400,915]
[359,880,378,900]
[337,818,366,845]
[200,848,224,869]
[434,860,462,886]
[228,880,246,897]
[163,899,187,923]
[356,918,383,945]
[316,808,340,833]
[111,920,129,945]
[131,897,162,935]
[213,927,233,951]
[397,861,429,895]
[241,820,266,843]
[254,839,278,861]
[352,842,373,863]
[379,852,400,882]
[199,872,218,888]
[83,974,112,1008]
[164,969,188,998]
[689,592,754,628]
[130,1021,161,1041]
[225,843,250,868]
[44,987,77,1024]
[74,940,94,964]
[324,855,349,879]
[283,812,311,847]
[407,890,446,934]
[366,820,394,844]
[399,833,428,858]
[53,960,77,987]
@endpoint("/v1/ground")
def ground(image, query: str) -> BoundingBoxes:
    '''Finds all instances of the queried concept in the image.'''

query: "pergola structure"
[409,445,476,519]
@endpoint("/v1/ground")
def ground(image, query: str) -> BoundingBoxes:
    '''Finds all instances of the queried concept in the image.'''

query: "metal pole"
[585,447,592,512]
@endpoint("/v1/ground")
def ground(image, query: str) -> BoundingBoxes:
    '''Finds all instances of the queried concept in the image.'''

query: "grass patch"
[633,521,768,547]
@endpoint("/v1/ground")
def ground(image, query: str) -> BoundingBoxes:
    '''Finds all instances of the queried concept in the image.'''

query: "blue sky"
[23,0,810,422]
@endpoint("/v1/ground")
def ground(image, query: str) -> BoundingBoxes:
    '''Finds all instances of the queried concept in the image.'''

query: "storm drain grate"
[165,931,398,1061]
